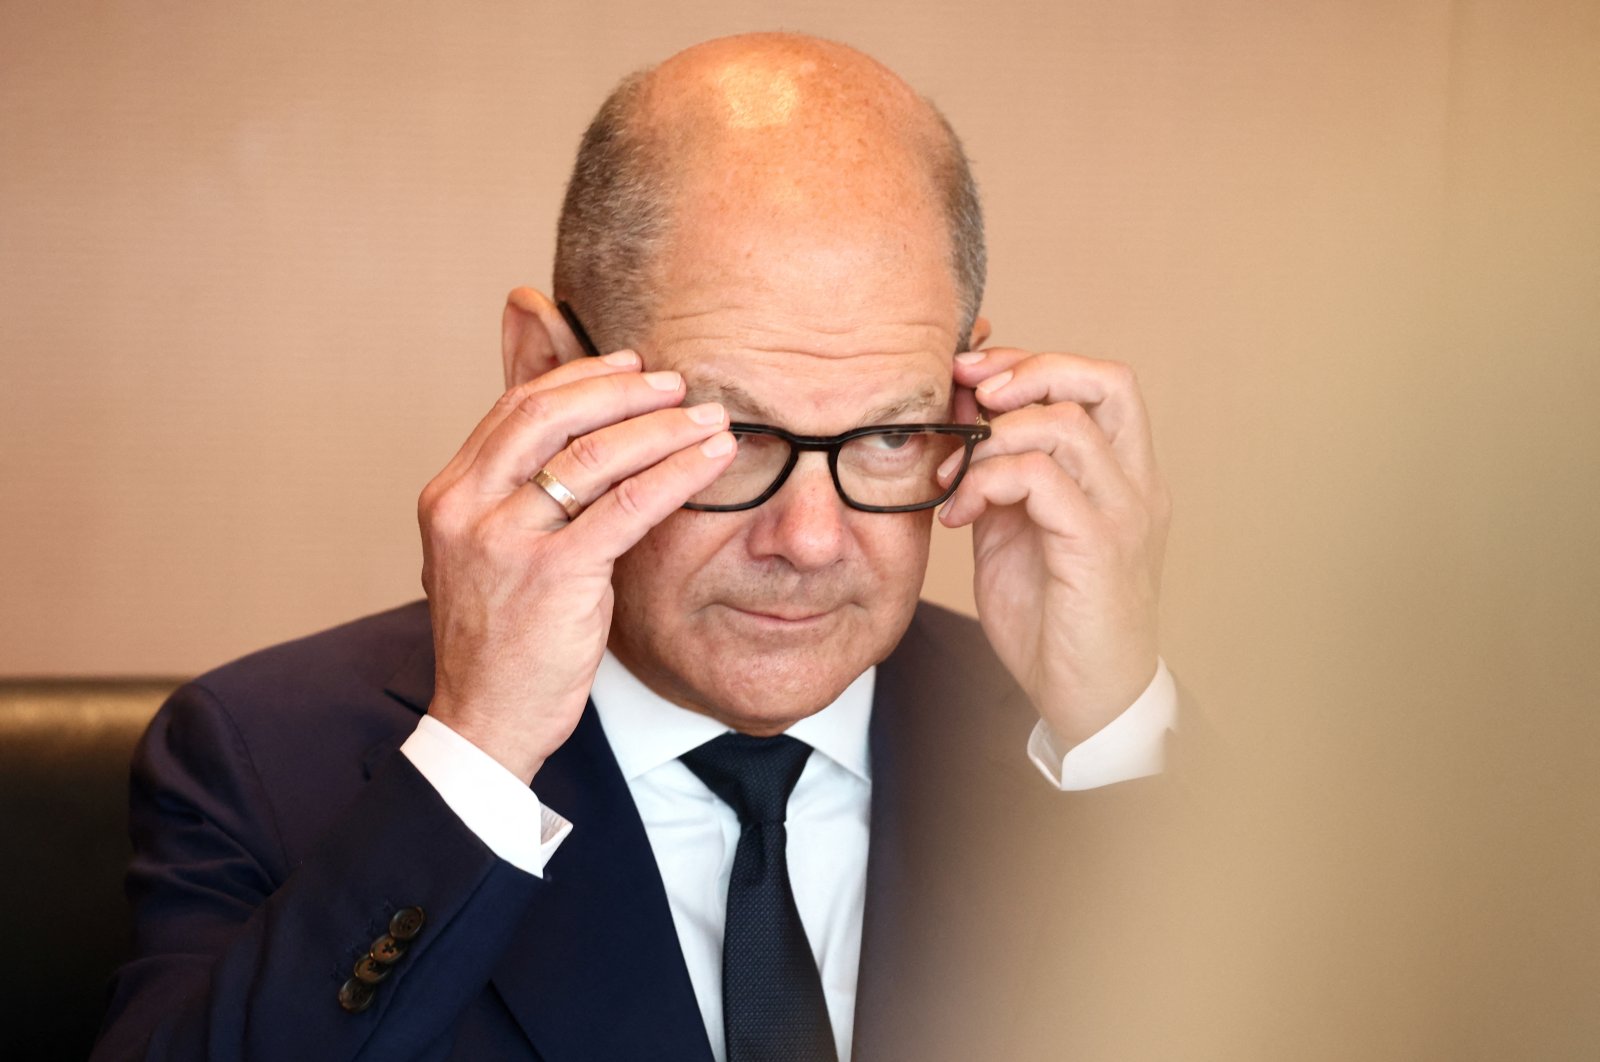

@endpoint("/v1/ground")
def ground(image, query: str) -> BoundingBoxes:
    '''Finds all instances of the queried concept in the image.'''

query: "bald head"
[553,33,984,353]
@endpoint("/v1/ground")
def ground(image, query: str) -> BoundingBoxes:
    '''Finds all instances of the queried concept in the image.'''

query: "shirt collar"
[590,649,874,784]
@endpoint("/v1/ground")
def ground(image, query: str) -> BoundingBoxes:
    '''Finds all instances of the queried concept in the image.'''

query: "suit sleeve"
[92,681,543,1061]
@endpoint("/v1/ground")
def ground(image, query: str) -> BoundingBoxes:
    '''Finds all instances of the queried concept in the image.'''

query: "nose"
[744,451,850,572]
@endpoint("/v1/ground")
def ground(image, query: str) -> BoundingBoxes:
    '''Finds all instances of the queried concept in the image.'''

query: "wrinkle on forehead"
[686,375,946,427]
[669,341,955,434]
[643,255,962,427]
[651,309,957,356]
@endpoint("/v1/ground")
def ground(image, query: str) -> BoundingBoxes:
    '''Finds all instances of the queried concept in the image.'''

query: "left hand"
[937,346,1170,746]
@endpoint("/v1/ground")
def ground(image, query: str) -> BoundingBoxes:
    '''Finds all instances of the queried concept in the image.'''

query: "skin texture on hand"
[940,346,1169,746]
[417,347,736,783]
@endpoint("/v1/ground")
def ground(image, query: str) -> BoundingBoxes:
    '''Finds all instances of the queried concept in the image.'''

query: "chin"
[634,617,880,734]
[703,654,860,734]
[694,604,883,722]
[611,593,920,732]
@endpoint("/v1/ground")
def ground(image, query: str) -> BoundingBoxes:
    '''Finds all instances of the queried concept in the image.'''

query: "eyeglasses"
[557,301,990,512]
[689,421,989,512]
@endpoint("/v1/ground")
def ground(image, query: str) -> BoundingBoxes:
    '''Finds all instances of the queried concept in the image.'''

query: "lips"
[726,604,834,623]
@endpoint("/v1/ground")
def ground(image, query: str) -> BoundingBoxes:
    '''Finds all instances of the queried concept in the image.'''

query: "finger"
[519,403,730,524]
[948,403,1143,514]
[514,431,740,561]
[960,349,1158,483]
[953,346,1035,390]
[440,350,643,483]
[937,450,1100,537]
[470,367,692,494]
[952,381,982,425]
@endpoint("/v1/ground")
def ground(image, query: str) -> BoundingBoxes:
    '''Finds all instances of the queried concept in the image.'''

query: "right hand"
[417,351,736,783]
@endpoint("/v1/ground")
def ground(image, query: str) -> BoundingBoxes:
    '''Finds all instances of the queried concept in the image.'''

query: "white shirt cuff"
[399,714,573,876]
[1026,659,1177,791]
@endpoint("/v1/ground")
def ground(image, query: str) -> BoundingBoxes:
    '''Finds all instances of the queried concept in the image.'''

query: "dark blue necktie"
[680,733,839,1062]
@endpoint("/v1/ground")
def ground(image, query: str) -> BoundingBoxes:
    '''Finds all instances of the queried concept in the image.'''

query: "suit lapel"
[380,636,712,1062]
[852,621,938,1058]
[489,704,714,1062]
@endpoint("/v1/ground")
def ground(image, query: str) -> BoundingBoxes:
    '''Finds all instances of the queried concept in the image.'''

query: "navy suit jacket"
[93,600,1177,1061]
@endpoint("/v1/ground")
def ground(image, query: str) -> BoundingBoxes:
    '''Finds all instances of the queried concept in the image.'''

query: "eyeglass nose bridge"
[761,438,851,510]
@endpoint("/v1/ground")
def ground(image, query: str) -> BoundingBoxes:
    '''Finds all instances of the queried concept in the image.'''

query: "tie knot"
[680,732,814,825]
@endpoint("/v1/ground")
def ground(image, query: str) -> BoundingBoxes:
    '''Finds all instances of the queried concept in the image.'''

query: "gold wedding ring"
[531,467,583,520]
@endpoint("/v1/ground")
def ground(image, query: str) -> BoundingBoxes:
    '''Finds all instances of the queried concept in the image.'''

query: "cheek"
[611,511,737,616]
[859,512,935,606]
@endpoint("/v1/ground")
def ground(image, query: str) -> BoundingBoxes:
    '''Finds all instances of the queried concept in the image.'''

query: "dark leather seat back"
[0,681,176,1062]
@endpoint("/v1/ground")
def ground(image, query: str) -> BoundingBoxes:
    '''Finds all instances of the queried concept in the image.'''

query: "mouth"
[723,604,836,626]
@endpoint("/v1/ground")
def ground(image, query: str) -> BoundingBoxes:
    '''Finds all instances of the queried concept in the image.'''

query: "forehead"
[680,354,951,430]
[645,179,962,429]
[651,305,959,432]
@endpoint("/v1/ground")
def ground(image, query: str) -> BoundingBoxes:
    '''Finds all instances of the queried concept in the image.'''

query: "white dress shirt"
[401,653,1176,1062]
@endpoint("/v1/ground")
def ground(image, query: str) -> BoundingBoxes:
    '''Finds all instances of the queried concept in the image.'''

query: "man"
[95,32,1177,1062]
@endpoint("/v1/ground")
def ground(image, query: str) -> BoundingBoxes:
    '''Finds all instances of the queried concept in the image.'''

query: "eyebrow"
[686,379,946,426]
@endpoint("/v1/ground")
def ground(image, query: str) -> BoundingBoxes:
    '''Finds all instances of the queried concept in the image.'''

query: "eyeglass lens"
[687,428,971,510]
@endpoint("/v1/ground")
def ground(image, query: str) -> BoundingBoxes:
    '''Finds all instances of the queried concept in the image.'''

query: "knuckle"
[493,383,530,414]
[610,476,651,522]
[566,431,609,476]
[416,481,440,521]
[514,390,552,425]
[423,486,472,539]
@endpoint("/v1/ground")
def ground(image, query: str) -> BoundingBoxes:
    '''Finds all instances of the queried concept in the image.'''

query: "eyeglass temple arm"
[556,300,603,358]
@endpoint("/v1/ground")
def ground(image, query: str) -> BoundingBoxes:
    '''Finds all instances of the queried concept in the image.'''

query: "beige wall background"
[3,1,1597,1057]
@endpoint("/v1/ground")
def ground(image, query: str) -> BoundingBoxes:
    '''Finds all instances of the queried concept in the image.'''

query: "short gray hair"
[552,73,986,353]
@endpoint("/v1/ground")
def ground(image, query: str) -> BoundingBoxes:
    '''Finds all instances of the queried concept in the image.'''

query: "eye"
[864,431,916,451]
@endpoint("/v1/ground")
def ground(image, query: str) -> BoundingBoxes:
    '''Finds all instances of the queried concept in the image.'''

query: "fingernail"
[644,370,682,391]
[938,499,955,523]
[686,402,725,426]
[602,349,639,367]
[955,351,986,365]
[935,451,962,483]
[700,432,735,457]
[975,369,1013,396]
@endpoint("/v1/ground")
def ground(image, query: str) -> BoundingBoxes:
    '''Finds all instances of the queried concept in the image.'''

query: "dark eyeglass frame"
[556,301,990,513]
[691,421,991,513]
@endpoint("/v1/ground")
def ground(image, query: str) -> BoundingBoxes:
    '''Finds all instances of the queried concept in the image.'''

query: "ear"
[966,314,993,352]
[501,287,589,389]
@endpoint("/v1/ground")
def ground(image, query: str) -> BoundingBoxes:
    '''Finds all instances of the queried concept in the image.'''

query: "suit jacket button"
[388,906,425,941]
[369,933,406,964]
[338,977,376,1013]
[353,953,392,984]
